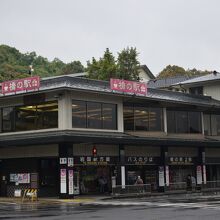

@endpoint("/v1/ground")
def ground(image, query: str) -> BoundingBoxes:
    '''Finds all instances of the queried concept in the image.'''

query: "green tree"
[61,61,85,75]
[87,48,117,80]
[117,47,140,80]
[157,65,211,79]
[87,47,140,81]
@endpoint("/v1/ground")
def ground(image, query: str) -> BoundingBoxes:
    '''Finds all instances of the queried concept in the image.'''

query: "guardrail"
[202,180,220,190]
[165,182,187,191]
[112,184,151,196]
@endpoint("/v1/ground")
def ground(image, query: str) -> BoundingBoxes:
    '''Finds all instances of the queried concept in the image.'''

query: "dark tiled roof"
[148,76,192,88]
[173,73,220,86]
[1,75,220,108]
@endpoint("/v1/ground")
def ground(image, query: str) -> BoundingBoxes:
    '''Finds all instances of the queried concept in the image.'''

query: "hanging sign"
[110,78,147,95]
[60,169,67,194]
[158,166,165,187]
[68,170,74,195]
[60,158,67,164]
[68,158,74,167]
[196,165,202,184]
[1,76,40,94]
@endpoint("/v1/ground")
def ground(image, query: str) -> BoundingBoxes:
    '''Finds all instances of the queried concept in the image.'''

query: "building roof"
[173,72,220,86]
[140,65,155,79]
[1,75,220,108]
[148,75,191,89]
[0,129,220,147]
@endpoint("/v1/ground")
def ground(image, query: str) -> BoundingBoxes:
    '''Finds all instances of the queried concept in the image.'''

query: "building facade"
[0,75,220,198]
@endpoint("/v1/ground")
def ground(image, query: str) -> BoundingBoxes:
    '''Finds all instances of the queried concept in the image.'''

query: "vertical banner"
[196,165,202,184]
[68,170,74,195]
[159,166,165,187]
[121,166,125,189]
[60,169,67,194]
[165,165,169,186]
[203,165,207,184]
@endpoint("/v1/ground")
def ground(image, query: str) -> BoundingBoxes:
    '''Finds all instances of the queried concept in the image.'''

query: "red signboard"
[110,78,147,95]
[1,76,40,94]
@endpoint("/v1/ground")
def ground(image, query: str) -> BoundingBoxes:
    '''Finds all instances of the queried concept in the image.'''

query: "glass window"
[15,105,37,131]
[102,104,117,130]
[167,110,176,133]
[204,114,211,135]
[87,102,102,129]
[1,101,58,133]
[134,107,149,131]
[188,112,201,133]
[211,114,220,136]
[124,106,134,131]
[149,108,163,131]
[72,100,87,128]
[176,111,188,133]
[2,107,14,132]
[37,102,58,129]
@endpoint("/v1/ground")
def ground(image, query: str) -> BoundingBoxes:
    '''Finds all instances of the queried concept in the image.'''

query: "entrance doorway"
[79,166,111,194]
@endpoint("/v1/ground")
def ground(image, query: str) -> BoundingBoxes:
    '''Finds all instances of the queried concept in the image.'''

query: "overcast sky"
[0,0,220,75]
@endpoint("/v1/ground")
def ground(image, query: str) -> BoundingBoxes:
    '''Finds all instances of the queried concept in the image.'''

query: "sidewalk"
[0,190,220,206]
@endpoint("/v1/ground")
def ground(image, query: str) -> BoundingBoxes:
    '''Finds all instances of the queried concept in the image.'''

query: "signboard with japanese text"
[1,76,40,94]
[196,165,202,184]
[60,158,67,165]
[125,156,159,165]
[74,156,118,166]
[68,170,74,195]
[168,157,194,165]
[60,169,67,194]
[68,158,74,167]
[158,166,165,187]
[17,173,30,184]
[110,78,147,95]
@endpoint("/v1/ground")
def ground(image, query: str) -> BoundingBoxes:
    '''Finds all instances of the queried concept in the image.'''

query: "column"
[59,143,74,199]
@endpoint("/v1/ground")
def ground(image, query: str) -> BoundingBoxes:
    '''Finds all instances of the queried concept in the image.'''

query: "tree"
[87,47,140,81]
[87,48,117,80]
[157,65,211,79]
[117,47,140,80]
[61,61,85,75]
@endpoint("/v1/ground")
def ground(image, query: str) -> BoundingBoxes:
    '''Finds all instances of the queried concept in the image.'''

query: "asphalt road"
[1,196,220,219]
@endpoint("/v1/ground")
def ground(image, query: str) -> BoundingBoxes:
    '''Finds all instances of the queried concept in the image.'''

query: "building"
[0,75,220,198]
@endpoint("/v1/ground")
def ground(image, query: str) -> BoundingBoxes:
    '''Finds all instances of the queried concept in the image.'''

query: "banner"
[110,78,147,95]
[68,170,74,195]
[1,76,40,94]
[196,165,202,184]
[60,169,67,194]
[158,166,165,187]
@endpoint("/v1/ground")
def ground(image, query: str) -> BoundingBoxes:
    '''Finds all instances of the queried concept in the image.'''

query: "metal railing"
[112,184,151,196]
[165,182,187,191]
[202,180,220,190]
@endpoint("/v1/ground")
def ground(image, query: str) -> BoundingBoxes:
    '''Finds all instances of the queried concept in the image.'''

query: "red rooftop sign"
[1,76,40,94]
[110,78,147,95]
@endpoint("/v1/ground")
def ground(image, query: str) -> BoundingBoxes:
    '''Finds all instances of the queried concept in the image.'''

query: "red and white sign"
[1,76,40,94]
[60,169,67,194]
[68,170,74,195]
[110,78,147,95]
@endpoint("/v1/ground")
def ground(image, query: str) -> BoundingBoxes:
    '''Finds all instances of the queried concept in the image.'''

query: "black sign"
[74,156,118,165]
[168,157,194,165]
[125,156,159,165]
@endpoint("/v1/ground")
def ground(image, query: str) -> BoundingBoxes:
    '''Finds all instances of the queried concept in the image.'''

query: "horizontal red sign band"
[1,76,40,94]
[110,78,147,95]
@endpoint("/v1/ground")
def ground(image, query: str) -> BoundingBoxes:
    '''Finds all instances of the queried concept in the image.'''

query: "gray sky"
[0,0,220,75]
